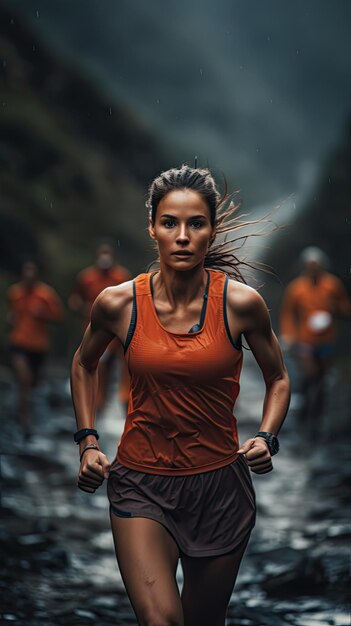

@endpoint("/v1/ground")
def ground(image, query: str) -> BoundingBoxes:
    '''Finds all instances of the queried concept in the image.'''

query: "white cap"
[299,246,329,269]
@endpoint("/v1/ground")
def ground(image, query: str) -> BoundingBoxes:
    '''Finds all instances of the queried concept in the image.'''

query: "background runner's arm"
[334,278,351,317]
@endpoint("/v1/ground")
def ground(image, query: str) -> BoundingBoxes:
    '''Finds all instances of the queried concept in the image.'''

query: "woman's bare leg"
[180,534,250,626]
[110,512,183,626]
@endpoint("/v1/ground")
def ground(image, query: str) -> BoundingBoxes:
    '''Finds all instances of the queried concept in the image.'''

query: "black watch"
[254,431,279,456]
[73,428,99,445]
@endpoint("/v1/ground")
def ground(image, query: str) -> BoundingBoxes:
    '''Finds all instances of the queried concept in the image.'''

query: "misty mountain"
[9,0,351,207]
[0,2,176,290]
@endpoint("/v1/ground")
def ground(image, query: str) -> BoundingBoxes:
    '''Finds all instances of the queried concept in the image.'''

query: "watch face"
[256,432,279,455]
[270,436,279,455]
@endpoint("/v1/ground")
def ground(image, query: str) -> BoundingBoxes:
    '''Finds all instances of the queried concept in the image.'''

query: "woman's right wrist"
[79,434,100,453]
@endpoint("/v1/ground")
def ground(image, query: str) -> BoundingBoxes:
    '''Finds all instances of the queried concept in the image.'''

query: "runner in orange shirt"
[69,240,131,412]
[280,247,351,434]
[70,165,290,626]
[7,260,64,440]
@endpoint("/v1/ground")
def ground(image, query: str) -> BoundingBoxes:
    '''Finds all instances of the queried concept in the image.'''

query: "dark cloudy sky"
[10,0,351,207]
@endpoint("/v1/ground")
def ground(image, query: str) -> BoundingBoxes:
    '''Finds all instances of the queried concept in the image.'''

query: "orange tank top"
[116,269,243,475]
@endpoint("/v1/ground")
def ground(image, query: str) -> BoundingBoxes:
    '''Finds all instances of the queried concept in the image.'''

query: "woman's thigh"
[180,534,250,626]
[109,512,183,626]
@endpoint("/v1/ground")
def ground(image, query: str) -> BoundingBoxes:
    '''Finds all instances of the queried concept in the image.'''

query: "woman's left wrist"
[254,431,280,456]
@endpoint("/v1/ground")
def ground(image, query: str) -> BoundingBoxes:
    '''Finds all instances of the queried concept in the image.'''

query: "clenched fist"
[237,437,273,474]
[78,449,111,493]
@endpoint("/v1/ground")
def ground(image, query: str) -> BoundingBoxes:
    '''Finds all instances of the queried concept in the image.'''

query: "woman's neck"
[153,263,208,307]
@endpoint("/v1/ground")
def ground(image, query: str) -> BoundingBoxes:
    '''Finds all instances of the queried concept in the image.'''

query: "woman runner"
[71,165,291,626]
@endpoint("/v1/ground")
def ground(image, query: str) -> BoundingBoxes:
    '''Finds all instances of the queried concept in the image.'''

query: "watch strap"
[74,428,99,444]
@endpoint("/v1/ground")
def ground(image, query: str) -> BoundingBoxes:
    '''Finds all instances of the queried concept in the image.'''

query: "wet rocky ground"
[0,354,350,626]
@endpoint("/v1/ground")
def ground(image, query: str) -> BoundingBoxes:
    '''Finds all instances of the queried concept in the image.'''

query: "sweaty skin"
[71,189,290,491]
[71,281,290,491]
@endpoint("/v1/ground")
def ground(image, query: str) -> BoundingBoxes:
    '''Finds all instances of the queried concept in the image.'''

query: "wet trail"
[0,355,350,626]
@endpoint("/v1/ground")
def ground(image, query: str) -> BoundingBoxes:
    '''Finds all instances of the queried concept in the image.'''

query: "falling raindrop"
[199,68,203,77]
[36,10,40,18]
[156,99,160,105]
[117,240,121,247]
[296,49,300,55]
[109,107,112,116]
[32,45,36,52]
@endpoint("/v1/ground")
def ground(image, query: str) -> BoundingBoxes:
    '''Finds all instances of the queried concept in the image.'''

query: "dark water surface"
[0,357,350,626]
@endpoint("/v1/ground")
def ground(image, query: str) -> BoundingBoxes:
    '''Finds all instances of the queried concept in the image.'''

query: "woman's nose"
[176,224,190,242]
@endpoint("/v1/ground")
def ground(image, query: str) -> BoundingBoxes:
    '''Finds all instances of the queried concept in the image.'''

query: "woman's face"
[149,189,215,270]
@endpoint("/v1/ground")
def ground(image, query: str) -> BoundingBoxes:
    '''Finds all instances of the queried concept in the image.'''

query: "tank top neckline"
[147,270,212,337]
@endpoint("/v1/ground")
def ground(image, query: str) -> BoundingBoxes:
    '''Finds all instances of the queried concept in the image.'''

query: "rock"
[261,554,328,597]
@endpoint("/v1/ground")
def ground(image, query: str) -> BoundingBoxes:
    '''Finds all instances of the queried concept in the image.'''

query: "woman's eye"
[163,220,176,228]
[190,221,203,229]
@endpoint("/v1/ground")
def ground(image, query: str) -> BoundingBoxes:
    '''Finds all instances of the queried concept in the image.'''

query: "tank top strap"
[207,269,226,297]
[132,272,155,329]
[205,269,226,329]
[206,270,242,350]
[135,272,153,297]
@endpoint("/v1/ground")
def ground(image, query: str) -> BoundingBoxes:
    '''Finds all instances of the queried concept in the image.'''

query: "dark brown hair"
[147,164,273,283]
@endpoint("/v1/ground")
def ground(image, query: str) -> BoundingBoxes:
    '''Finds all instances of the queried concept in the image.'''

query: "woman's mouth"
[171,251,193,257]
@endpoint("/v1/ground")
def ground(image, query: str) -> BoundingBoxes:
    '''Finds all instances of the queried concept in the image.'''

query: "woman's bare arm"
[227,282,291,473]
[70,284,132,491]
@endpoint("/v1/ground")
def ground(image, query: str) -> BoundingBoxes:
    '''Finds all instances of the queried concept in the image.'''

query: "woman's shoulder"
[226,278,271,333]
[93,279,134,320]
[226,278,266,314]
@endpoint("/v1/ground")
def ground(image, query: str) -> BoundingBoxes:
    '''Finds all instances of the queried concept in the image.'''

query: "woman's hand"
[237,437,273,474]
[78,449,111,493]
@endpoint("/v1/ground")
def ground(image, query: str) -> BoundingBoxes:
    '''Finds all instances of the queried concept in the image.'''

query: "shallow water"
[0,356,350,626]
